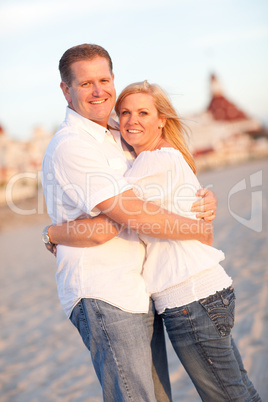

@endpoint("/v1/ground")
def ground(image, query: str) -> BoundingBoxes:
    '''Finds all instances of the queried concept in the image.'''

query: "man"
[41,44,217,401]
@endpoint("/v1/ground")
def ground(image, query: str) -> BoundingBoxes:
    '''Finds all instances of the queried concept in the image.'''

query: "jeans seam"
[93,300,133,400]
[187,306,233,401]
[80,300,91,346]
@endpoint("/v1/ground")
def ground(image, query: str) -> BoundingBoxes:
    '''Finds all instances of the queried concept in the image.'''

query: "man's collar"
[107,117,120,132]
[65,107,114,143]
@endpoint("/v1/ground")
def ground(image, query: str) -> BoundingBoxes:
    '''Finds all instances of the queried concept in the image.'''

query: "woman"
[46,81,261,401]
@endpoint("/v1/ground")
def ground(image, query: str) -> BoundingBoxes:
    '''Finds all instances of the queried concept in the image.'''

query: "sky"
[0,0,268,140]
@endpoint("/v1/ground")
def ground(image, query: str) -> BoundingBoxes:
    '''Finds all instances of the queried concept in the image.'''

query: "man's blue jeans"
[70,298,172,401]
[161,287,261,401]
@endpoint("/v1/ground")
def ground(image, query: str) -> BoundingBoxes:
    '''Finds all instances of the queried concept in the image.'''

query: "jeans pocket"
[199,287,236,337]
[162,306,186,320]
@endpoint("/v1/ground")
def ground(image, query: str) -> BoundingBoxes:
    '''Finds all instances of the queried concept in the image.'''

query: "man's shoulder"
[45,122,96,155]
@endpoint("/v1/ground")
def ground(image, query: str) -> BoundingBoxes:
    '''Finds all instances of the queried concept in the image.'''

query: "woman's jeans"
[161,287,261,401]
[70,298,171,402]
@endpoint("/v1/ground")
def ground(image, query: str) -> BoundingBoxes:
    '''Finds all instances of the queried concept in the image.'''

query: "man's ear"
[60,81,72,103]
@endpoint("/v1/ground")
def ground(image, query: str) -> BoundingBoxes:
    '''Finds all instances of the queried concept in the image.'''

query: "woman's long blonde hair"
[115,80,196,174]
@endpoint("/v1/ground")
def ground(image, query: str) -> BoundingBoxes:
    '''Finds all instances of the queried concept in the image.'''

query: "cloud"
[190,27,268,48]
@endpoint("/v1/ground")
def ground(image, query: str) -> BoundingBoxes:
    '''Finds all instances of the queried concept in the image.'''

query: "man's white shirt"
[41,107,148,317]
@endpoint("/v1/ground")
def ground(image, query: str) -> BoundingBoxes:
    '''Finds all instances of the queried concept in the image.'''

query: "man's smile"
[89,99,107,105]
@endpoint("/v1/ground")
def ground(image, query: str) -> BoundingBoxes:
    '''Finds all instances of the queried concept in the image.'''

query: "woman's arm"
[48,214,123,248]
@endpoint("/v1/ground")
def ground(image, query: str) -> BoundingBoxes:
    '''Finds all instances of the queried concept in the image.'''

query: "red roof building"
[207,74,248,121]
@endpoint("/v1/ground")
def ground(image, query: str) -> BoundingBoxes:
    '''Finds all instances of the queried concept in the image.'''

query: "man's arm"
[48,214,122,247]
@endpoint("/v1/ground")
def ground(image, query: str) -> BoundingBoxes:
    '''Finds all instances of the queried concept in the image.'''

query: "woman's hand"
[191,188,217,221]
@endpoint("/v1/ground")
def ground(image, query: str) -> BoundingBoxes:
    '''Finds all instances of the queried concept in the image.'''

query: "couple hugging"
[41,44,261,401]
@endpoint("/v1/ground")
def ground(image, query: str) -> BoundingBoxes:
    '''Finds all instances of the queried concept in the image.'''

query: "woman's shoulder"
[137,147,184,167]
[126,148,184,179]
[138,147,183,160]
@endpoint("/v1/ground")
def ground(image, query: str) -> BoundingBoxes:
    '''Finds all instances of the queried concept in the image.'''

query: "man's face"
[61,57,116,127]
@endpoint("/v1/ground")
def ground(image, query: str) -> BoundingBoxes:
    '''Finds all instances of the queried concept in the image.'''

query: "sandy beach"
[0,157,267,401]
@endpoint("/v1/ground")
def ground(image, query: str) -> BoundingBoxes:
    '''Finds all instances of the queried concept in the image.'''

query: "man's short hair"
[59,44,113,86]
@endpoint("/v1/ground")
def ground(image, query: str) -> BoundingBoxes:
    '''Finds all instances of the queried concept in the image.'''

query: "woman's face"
[119,93,166,154]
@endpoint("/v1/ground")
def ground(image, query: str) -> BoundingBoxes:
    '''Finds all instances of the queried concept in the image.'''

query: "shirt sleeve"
[52,137,132,216]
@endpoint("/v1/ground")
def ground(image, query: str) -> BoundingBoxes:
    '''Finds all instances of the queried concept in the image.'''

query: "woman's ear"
[158,117,167,129]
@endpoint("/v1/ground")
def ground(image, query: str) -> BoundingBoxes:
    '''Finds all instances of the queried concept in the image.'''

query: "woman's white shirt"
[125,148,232,312]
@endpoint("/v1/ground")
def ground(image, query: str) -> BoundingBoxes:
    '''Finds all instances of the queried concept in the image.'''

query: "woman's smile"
[119,93,166,154]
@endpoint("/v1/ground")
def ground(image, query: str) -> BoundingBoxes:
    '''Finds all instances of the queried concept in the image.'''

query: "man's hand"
[45,242,57,257]
[191,188,217,221]
[200,221,214,246]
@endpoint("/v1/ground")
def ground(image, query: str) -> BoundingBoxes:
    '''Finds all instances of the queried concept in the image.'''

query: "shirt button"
[222,297,229,306]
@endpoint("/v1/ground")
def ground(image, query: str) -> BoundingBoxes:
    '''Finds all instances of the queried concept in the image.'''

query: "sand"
[0,158,267,401]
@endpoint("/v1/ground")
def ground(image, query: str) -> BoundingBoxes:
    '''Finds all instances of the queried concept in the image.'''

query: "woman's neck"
[134,137,172,155]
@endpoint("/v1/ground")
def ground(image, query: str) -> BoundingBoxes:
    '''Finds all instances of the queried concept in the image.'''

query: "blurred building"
[186,74,268,170]
[0,126,53,205]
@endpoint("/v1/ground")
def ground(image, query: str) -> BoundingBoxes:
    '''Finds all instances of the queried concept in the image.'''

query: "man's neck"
[67,104,109,129]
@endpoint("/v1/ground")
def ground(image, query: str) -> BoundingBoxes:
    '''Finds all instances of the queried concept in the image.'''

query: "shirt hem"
[65,296,150,318]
